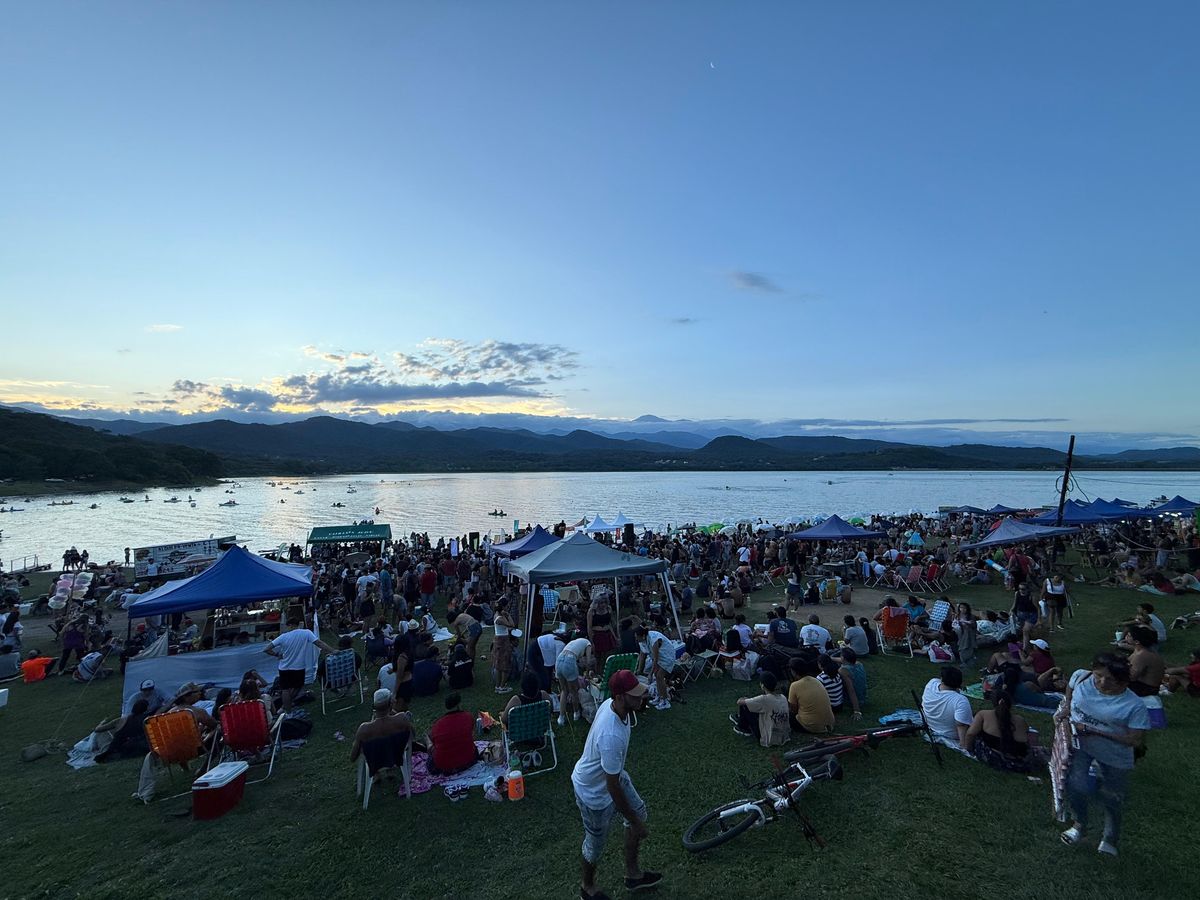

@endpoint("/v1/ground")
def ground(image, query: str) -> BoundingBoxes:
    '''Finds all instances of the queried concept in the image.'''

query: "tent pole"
[661,573,683,639]
[613,577,620,624]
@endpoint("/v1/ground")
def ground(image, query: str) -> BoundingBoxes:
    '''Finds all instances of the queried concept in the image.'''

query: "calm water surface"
[3,470,1198,568]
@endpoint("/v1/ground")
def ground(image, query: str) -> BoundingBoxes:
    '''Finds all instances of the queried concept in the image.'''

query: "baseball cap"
[1029,639,1049,650]
[373,688,393,706]
[140,679,155,690]
[607,669,648,698]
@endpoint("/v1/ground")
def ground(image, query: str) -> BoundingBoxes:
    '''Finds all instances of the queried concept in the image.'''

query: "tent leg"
[661,573,683,639]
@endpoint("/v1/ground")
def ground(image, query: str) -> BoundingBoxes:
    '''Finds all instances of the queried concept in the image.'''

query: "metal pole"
[1051,435,1076,569]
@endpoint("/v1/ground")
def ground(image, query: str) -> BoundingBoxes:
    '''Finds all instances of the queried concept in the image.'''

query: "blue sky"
[1,2,1197,447]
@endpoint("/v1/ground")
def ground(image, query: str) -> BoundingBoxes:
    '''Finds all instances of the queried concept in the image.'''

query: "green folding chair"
[599,653,640,700]
[503,700,557,776]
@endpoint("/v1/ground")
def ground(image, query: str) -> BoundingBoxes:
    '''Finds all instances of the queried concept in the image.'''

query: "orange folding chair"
[876,610,913,657]
[143,709,206,800]
[210,700,283,784]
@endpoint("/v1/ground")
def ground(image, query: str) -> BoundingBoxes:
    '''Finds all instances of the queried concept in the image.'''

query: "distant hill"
[15,409,1200,479]
[0,408,222,485]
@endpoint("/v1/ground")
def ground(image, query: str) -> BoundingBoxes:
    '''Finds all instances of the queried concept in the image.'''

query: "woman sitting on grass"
[962,686,1033,773]
[1164,648,1200,695]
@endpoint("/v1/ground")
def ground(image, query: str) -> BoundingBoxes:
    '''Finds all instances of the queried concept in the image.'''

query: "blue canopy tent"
[788,514,887,541]
[1027,500,1110,526]
[987,504,1021,514]
[1150,495,1198,514]
[1087,498,1152,519]
[950,505,987,514]
[128,544,313,617]
[491,524,560,559]
[961,517,1080,550]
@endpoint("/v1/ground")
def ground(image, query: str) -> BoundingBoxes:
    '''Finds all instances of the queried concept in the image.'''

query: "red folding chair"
[210,700,283,784]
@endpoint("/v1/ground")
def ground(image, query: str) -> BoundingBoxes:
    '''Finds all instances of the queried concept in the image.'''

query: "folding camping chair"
[321,648,364,714]
[355,732,412,809]
[876,611,913,657]
[143,709,207,801]
[902,566,926,594]
[920,563,948,593]
[926,599,952,632]
[209,700,283,784]
[684,649,719,682]
[503,699,557,776]
[599,653,639,700]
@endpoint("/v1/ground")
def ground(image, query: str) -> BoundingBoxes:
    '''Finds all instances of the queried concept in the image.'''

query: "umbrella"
[718,525,739,536]
[907,532,925,547]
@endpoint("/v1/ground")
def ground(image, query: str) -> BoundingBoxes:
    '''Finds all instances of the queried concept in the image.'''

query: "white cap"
[140,679,155,690]
[373,688,393,706]
[1029,639,1049,650]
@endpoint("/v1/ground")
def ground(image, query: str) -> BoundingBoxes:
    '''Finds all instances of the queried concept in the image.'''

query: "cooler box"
[192,761,249,820]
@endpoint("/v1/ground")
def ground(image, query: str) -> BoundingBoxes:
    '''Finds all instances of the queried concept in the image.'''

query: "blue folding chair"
[321,649,364,714]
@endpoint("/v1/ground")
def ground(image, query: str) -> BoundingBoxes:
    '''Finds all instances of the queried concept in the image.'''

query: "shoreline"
[0,477,223,499]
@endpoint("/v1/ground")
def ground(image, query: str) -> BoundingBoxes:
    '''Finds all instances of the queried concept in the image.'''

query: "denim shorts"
[1015,611,1038,627]
[556,653,579,682]
[575,772,647,863]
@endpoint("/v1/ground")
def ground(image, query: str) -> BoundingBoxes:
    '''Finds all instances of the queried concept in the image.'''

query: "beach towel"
[964,681,1063,716]
[406,741,507,796]
[1050,701,1074,822]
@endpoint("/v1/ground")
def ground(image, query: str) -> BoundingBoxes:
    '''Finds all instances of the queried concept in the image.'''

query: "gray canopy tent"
[506,532,675,653]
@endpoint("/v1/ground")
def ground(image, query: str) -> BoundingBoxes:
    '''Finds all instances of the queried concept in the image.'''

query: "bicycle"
[784,690,945,767]
[681,755,843,853]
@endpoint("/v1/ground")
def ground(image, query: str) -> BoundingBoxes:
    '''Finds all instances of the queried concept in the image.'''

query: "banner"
[134,537,230,578]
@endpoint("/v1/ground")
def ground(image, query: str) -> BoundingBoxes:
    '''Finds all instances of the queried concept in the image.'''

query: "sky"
[1,2,1197,449]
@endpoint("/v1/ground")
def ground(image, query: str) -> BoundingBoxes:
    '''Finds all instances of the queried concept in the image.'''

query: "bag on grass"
[926,642,953,663]
[579,682,602,723]
[731,656,754,681]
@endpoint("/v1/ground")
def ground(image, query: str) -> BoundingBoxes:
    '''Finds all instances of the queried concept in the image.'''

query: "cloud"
[145,324,183,333]
[171,380,210,396]
[392,339,578,384]
[731,271,783,293]
[217,386,278,409]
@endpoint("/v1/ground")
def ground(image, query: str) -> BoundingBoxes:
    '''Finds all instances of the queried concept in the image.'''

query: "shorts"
[395,679,414,702]
[1015,611,1038,627]
[556,653,580,682]
[468,622,483,640]
[576,772,647,864]
[278,668,305,690]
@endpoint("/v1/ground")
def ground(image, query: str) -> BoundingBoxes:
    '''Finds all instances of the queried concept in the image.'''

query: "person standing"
[571,670,661,900]
[265,617,333,712]
[1058,653,1149,857]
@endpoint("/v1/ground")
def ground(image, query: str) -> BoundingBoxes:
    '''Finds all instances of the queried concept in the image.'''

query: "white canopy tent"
[507,532,678,652]
[581,516,614,534]
[609,511,643,529]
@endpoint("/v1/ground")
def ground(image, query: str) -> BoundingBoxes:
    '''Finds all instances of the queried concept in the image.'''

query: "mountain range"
[3,408,1198,488]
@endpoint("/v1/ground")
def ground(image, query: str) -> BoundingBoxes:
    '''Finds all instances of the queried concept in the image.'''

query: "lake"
[3,469,1198,569]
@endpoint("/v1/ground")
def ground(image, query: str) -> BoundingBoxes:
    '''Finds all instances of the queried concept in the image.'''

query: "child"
[730,671,791,747]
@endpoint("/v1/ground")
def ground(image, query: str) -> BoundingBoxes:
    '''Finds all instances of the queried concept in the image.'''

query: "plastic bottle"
[507,768,525,801]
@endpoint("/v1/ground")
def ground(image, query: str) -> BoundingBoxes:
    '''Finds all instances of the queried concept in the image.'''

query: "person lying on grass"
[731,671,790,746]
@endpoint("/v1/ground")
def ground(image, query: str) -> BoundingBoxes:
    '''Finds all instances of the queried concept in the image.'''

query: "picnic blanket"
[407,741,507,796]
[964,681,1063,715]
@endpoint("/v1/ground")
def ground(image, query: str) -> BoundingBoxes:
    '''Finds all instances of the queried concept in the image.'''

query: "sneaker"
[654,699,671,711]
[572,710,581,721]
[732,725,753,737]
[624,871,663,892]
[728,714,740,726]
[557,715,566,727]
[579,888,611,900]
[1098,840,1118,857]
[1060,825,1085,846]
[496,686,513,693]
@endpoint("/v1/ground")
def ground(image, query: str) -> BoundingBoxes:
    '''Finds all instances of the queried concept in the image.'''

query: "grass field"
[2,578,1197,900]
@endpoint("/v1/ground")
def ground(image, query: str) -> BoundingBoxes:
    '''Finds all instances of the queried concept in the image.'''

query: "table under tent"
[121,545,315,713]
[505,531,676,656]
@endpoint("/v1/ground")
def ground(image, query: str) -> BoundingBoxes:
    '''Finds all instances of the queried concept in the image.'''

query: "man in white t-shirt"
[920,667,973,747]
[800,614,832,652]
[571,668,661,900]
[266,617,334,712]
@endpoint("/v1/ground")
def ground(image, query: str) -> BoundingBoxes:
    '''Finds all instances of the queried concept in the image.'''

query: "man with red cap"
[571,669,662,900]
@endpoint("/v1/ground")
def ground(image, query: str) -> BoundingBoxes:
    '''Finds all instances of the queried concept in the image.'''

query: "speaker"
[623,524,636,545]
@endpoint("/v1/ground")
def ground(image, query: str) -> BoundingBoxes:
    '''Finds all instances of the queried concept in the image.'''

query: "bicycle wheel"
[682,799,765,853]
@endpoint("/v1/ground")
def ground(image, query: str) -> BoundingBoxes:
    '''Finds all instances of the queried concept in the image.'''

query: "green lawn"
[1,580,1196,900]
